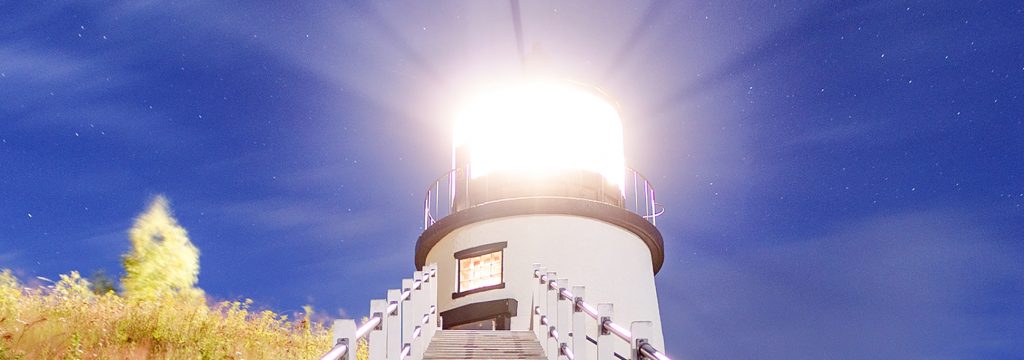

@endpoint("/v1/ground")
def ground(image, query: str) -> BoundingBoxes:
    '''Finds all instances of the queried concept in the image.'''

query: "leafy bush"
[0,270,331,359]
[0,196,363,359]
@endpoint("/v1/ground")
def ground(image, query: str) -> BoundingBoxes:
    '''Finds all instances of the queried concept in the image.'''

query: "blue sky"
[2,1,1022,358]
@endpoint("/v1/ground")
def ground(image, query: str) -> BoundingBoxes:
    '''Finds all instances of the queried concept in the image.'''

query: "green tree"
[121,195,201,300]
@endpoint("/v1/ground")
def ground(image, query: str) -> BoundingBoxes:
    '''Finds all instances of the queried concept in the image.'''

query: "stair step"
[424,331,548,360]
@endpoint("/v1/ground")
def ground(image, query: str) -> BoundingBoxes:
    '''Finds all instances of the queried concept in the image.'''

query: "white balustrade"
[402,276,417,360]
[368,300,387,360]
[534,265,548,346]
[597,304,615,360]
[321,262,671,360]
[386,289,402,360]
[545,272,559,360]
[531,264,672,360]
[571,286,588,360]
[556,278,571,360]
[320,264,439,360]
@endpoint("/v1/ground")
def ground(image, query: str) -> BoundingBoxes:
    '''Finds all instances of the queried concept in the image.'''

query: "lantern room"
[451,81,627,209]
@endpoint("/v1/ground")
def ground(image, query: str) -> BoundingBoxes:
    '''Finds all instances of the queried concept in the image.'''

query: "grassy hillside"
[0,270,331,359]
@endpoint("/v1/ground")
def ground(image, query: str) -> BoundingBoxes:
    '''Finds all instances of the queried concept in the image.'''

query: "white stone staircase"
[423,330,546,360]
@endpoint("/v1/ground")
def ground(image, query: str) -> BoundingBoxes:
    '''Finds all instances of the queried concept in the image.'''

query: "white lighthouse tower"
[416,80,665,350]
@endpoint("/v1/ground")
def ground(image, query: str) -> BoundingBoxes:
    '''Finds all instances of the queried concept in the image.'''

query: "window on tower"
[453,242,507,297]
[459,251,501,290]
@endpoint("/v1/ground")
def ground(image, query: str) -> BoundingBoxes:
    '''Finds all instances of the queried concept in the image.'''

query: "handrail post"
[650,188,658,226]
[423,196,429,229]
[633,170,639,213]
[534,266,548,344]
[518,265,670,360]
[556,278,571,360]
[368,299,386,360]
[423,264,438,342]
[447,169,455,212]
[571,286,588,360]
[400,278,415,359]
[332,319,356,360]
[409,272,425,360]
[386,290,401,360]
[629,322,652,360]
[596,304,615,360]
[545,272,559,360]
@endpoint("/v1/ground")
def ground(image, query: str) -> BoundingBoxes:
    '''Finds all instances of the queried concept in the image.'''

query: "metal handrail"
[562,344,576,360]
[423,167,663,229]
[422,169,457,229]
[533,268,672,360]
[319,268,438,360]
[320,343,348,360]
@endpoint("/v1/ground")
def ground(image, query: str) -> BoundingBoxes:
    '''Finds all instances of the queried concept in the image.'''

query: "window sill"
[452,282,505,299]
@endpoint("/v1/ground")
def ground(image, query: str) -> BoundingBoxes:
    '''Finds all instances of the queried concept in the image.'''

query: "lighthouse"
[415,80,665,350]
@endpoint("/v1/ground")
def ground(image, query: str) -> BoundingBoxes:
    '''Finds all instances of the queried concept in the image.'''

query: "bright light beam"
[453,81,626,192]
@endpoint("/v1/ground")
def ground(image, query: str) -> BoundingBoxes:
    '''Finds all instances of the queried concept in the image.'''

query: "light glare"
[453,81,626,192]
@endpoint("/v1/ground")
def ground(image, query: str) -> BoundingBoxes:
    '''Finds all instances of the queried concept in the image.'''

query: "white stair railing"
[532,264,671,360]
[320,264,439,360]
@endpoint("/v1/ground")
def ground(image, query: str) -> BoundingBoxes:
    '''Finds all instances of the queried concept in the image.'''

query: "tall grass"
[0,270,332,359]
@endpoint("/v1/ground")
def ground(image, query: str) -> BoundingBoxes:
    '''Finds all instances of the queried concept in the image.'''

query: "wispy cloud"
[213,197,395,244]
[0,43,116,120]
[78,227,129,249]
[0,249,22,269]
[661,208,1024,359]
[0,41,205,150]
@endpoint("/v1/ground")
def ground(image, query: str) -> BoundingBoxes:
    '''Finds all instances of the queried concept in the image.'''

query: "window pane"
[459,251,502,292]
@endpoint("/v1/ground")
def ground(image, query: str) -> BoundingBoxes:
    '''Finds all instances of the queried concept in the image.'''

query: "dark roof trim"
[454,241,508,259]
[415,197,665,274]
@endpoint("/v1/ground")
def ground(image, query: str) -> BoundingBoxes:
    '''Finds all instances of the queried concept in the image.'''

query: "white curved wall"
[424,214,664,352]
